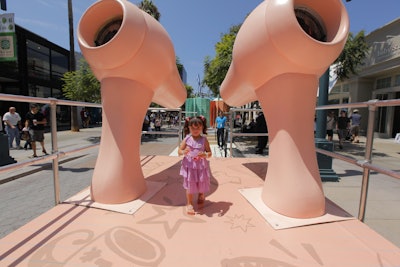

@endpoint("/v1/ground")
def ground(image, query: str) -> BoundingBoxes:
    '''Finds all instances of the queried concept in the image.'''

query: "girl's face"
[189,123,203,135]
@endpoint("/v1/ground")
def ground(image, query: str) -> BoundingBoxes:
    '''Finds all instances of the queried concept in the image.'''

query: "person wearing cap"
[349,109,361,143]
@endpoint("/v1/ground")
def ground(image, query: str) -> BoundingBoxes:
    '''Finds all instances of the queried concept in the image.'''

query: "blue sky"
[4,0,400,95]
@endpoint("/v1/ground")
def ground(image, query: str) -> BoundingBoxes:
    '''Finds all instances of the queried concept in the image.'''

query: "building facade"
[330,18,400,138]
[0,24,71,127]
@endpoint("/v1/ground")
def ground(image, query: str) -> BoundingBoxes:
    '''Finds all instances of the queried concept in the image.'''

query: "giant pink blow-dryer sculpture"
[78,0,186,204]
[220,0,349,218]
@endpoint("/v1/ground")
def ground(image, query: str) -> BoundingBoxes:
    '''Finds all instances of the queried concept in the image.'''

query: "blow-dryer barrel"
[221,0,348,106]
[78,0,186,108]
[220,0,349,218]
[77,0,186,204]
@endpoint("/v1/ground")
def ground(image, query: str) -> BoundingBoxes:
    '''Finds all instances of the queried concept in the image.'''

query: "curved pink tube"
[78,0,186,204]
[220,0,349,218]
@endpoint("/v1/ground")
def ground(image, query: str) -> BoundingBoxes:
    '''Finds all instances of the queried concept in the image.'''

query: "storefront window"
[330,86,340,94]
[28,84,51,98]
[52,88,63,98]
[51,50,68,81]
[27,40,50,80]
[395,75,400,86]
[328,99,340,105]
[3,86,19,95]
[0,60,19,79]
[376,77,392,89]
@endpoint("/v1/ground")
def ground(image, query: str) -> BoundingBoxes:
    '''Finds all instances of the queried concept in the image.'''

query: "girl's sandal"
[186,205,195,215]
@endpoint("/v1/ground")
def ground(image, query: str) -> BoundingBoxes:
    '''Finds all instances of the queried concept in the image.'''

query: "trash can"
[0,133,17,166]
[315,138,339,182]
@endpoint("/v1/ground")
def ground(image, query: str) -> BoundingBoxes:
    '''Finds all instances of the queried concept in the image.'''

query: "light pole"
[68,0,76,71]
[68,0,79,131]
[197,74,203,97]
[0,0,6,11]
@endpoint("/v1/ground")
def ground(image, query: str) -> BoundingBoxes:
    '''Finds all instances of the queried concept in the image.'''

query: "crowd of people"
[2,104,48,157]
[240,111,268,155]
[2,104,362,161]
[221,108,362,154]
[326,109,362,149]
[142,111,181,137]
[1,105,104,158]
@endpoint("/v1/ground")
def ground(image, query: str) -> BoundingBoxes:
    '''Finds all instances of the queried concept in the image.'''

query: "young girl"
[178,116,212,215]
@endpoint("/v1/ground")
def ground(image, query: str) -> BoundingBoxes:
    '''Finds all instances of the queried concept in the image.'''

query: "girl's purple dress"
[180,135,210,194]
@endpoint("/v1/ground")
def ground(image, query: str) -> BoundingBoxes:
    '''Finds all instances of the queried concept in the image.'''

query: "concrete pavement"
[233,134,400,247]
[0,126,399,247]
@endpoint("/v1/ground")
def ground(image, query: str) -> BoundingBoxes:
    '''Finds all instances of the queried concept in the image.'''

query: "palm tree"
[138,0,161,21]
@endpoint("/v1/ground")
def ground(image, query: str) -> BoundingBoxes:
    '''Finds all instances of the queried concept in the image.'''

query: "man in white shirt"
[349,109,362,143]
[3,106,22,149]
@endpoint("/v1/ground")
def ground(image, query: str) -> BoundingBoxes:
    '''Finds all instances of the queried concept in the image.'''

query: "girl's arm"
[199,138,212,159]
[177,139,189,156]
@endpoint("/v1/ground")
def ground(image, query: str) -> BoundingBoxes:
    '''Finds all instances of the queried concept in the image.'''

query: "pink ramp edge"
[77,0,186,204]
[220,0,349,218]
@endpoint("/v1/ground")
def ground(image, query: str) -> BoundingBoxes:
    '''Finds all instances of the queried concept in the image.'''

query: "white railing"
[0,93,101,205]
[227,98,400,221]
[1,92,399,223]
[0,93,183,205]
[314,99,400,221]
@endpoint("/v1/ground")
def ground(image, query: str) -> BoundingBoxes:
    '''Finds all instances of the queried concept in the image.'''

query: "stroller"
[20,129,32,150]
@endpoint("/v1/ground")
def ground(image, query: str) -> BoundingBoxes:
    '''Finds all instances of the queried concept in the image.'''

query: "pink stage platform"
[0,156,399,266]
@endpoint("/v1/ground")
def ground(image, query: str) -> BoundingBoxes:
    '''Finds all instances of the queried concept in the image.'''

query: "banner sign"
[0,13,16,61]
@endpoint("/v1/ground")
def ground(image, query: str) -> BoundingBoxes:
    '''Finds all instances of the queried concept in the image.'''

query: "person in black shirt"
[24,104,48,157]
[337,110,350,149]
[255,112,268,154]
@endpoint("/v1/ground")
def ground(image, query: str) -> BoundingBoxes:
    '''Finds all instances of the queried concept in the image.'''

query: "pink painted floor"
[0,156,399,266]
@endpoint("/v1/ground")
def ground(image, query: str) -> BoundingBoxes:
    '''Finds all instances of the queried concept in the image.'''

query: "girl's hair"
[184,116,207,136]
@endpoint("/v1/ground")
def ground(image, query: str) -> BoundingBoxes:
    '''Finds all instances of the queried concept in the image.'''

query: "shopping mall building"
[0,24,71,128]
[330,17,400,138]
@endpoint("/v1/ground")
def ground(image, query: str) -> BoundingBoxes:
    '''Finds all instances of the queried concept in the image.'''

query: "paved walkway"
[233,134,400,247]
[0,126,399,247]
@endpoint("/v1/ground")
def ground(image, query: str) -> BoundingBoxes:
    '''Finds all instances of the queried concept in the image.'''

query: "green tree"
[62,58,101,103]
[334,30,369,80]
[186,84,194,98]
[138,0,160,20]
[203,25,240,96]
